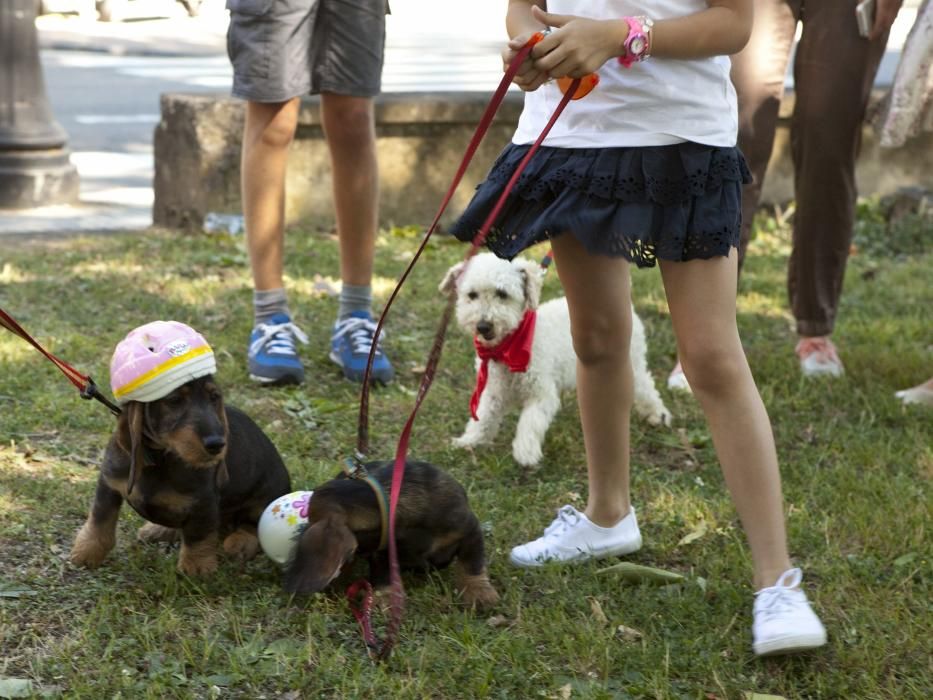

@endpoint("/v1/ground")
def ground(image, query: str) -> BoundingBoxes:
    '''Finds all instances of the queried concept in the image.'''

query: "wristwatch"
[618,16,653,68]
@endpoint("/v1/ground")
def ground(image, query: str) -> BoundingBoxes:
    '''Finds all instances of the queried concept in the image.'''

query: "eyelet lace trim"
[455,143,750,268]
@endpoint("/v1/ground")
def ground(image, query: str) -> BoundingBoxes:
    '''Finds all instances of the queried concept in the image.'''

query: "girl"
[451,0,827,656]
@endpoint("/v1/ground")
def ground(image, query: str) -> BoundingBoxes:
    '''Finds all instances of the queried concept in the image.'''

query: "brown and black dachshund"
[284,460,500,608]
[70,375,291,576]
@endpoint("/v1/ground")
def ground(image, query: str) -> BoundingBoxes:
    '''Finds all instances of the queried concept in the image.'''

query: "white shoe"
[752,568,827,656]
[895,383,933,406]
[796,337,844,378]
[666,360,692,393]
[509,505,642,568]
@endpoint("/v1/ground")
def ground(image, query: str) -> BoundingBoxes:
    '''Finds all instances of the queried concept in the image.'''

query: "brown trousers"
[732,0,889,337]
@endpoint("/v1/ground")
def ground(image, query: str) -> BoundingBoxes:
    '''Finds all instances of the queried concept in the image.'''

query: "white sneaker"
[667,360,692,393]
[752,568,827,656]
[895,382,933,406]
[509,505,642,568]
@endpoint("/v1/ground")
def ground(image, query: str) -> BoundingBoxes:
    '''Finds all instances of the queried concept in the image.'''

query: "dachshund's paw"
[137,522,180,544]
[223,530,260,561]
[178,540,218,576]
[459,573,500,609]
[70,522,115,568]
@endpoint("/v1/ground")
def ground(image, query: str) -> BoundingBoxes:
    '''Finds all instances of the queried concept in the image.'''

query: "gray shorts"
[226,0,387,103]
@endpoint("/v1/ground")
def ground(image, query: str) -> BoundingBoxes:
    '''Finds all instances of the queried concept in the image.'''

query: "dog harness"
[470,310,537,420]
[110,321,216,404]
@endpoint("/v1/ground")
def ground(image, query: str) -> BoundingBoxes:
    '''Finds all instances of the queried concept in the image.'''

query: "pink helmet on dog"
[110,321,216,404]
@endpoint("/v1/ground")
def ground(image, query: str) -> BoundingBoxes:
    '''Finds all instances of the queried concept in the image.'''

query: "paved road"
[1,0,509,236]
[0,1,918,237]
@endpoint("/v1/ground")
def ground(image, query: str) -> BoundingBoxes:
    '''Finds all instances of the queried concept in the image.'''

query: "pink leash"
[348,33,587,661]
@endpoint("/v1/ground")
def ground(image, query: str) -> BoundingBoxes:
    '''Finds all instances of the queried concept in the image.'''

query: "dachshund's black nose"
[202,435,226,455]
[476,320,494,340]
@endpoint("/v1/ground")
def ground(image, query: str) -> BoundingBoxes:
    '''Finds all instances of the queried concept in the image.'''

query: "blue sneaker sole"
[328,351,394,384]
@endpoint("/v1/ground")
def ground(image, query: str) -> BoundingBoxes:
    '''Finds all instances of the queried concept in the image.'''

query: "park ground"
[0,197,930,698]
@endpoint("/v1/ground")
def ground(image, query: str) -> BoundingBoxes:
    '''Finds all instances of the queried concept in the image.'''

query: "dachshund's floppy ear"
[283,515,358,595]
[115,402,146,496]
[439,261,466,296]
[513,258,544,311]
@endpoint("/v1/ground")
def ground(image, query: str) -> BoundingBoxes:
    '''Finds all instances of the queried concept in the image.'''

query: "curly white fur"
[440,253,672,467]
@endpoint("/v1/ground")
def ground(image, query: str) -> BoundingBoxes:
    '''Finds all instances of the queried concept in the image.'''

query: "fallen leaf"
[0,584,36,598]
[588,597,609,626]
[559,683,572,699]
[486,615,512,628]
[0,678,34,699]
[615,624,643,642]
[596,562,685,585]
[677,521,709,547]
[744,694,787,700]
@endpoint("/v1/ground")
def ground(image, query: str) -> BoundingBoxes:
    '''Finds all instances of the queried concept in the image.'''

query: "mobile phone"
[856,0,876,37]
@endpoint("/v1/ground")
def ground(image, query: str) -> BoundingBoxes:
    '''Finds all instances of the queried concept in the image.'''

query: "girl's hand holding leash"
[502,31,551,92]
[525,5,629,78]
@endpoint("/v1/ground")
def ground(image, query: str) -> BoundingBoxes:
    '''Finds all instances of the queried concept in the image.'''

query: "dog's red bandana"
[470,310,537,421]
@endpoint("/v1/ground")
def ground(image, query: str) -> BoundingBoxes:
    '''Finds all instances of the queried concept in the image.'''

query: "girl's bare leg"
[659,251,791,589]
[551,233,633,527]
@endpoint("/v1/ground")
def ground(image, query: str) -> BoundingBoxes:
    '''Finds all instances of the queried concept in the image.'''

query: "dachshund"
[70,375,291,576]
[283,460,500,609]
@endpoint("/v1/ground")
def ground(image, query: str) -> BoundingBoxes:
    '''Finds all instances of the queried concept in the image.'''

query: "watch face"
[630,36,646,55]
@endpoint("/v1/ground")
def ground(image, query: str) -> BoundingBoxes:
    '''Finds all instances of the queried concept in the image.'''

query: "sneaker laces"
[541,505,582,540]
[754,568,804,623]
[333,316,385,357]
[249,321,309,358]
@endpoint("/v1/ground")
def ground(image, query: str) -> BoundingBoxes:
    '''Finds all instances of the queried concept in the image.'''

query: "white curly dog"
[440,252,672,468]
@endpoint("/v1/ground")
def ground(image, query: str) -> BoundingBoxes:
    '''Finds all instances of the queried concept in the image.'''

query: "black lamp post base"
[0,148,79,209]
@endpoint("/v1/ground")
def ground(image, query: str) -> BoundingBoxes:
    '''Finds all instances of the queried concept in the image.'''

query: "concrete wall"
[153,91,933,232]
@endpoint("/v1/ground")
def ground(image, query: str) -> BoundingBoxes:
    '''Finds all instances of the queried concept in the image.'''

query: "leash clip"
[80,377,122,416]
[344,453,369,480]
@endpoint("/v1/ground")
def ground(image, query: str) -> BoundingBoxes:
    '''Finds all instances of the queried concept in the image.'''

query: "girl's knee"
[571,319,631,366]
[679,342,744,393]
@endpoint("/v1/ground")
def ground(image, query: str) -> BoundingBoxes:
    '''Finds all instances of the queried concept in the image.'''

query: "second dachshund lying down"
[282,460,500,609]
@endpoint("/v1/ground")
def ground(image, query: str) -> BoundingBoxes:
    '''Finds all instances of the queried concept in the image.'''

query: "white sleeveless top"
[513,0,738,148]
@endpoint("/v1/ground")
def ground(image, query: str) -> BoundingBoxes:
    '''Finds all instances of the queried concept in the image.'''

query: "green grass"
[0,204,930,699]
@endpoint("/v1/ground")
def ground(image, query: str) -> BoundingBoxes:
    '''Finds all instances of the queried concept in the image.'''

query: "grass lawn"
[0,203,930,699]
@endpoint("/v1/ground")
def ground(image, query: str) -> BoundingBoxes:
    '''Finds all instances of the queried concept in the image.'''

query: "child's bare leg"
[659,251,791,589]
[552,233,633,526]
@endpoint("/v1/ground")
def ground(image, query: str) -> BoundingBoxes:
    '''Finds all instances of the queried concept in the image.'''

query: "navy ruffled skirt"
[449,142,752,268]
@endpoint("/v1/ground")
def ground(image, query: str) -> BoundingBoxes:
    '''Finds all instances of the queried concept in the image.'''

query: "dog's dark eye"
[495,290,509,300]
[209,391,222,403]
[467,291,479,300]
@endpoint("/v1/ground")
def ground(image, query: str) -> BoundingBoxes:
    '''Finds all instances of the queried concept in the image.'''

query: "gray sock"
[253,287,290,326]
[338,283,372,320]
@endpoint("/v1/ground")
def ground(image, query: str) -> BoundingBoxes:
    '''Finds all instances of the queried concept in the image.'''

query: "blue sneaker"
[330,311,395,384]
[247,313,309,385]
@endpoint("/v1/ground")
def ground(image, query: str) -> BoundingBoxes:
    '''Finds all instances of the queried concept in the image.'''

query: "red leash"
[0,307,121,416]
[348,33,587,661]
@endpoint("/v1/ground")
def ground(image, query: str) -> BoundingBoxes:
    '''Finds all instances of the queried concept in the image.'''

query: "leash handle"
[0,307,121,417]
[346,580,382,657]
